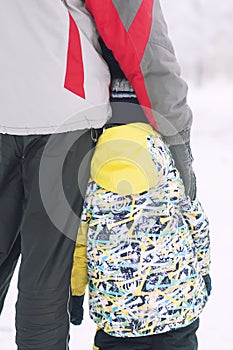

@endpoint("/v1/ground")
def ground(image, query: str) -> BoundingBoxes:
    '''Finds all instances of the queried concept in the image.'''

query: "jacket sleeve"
[85,0,192,143]
[71,223,89,296]
[180,198,211,276]
[71,182,93,296]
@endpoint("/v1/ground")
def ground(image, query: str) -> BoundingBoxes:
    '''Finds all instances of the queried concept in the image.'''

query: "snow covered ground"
[0,80,232,349]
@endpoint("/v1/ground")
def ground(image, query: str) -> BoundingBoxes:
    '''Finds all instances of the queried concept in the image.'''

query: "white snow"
[0,80,232,349]
[162,0,233,82]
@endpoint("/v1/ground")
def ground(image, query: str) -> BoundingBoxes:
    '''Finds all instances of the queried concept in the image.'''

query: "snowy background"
[0,0,232,349]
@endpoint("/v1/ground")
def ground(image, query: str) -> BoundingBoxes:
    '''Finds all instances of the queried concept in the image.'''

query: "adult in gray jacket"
[0,1,196,349]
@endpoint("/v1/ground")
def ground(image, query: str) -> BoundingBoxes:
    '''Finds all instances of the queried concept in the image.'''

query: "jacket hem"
[92,305,205,338]
[0,118,108,136]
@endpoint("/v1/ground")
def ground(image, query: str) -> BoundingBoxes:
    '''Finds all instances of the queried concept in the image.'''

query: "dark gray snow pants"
[0,129,98,349]
[94,318,199,350]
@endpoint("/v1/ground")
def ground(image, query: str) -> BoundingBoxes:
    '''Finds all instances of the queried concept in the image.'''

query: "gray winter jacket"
[0,0,192,140]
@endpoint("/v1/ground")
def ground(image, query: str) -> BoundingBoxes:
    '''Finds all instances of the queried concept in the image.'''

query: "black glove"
[203,274,212,296]
[168,142,197,201]
[69,295,85,326]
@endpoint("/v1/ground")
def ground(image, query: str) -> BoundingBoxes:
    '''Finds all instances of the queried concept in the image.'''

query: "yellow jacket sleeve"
[71,222,89,296]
